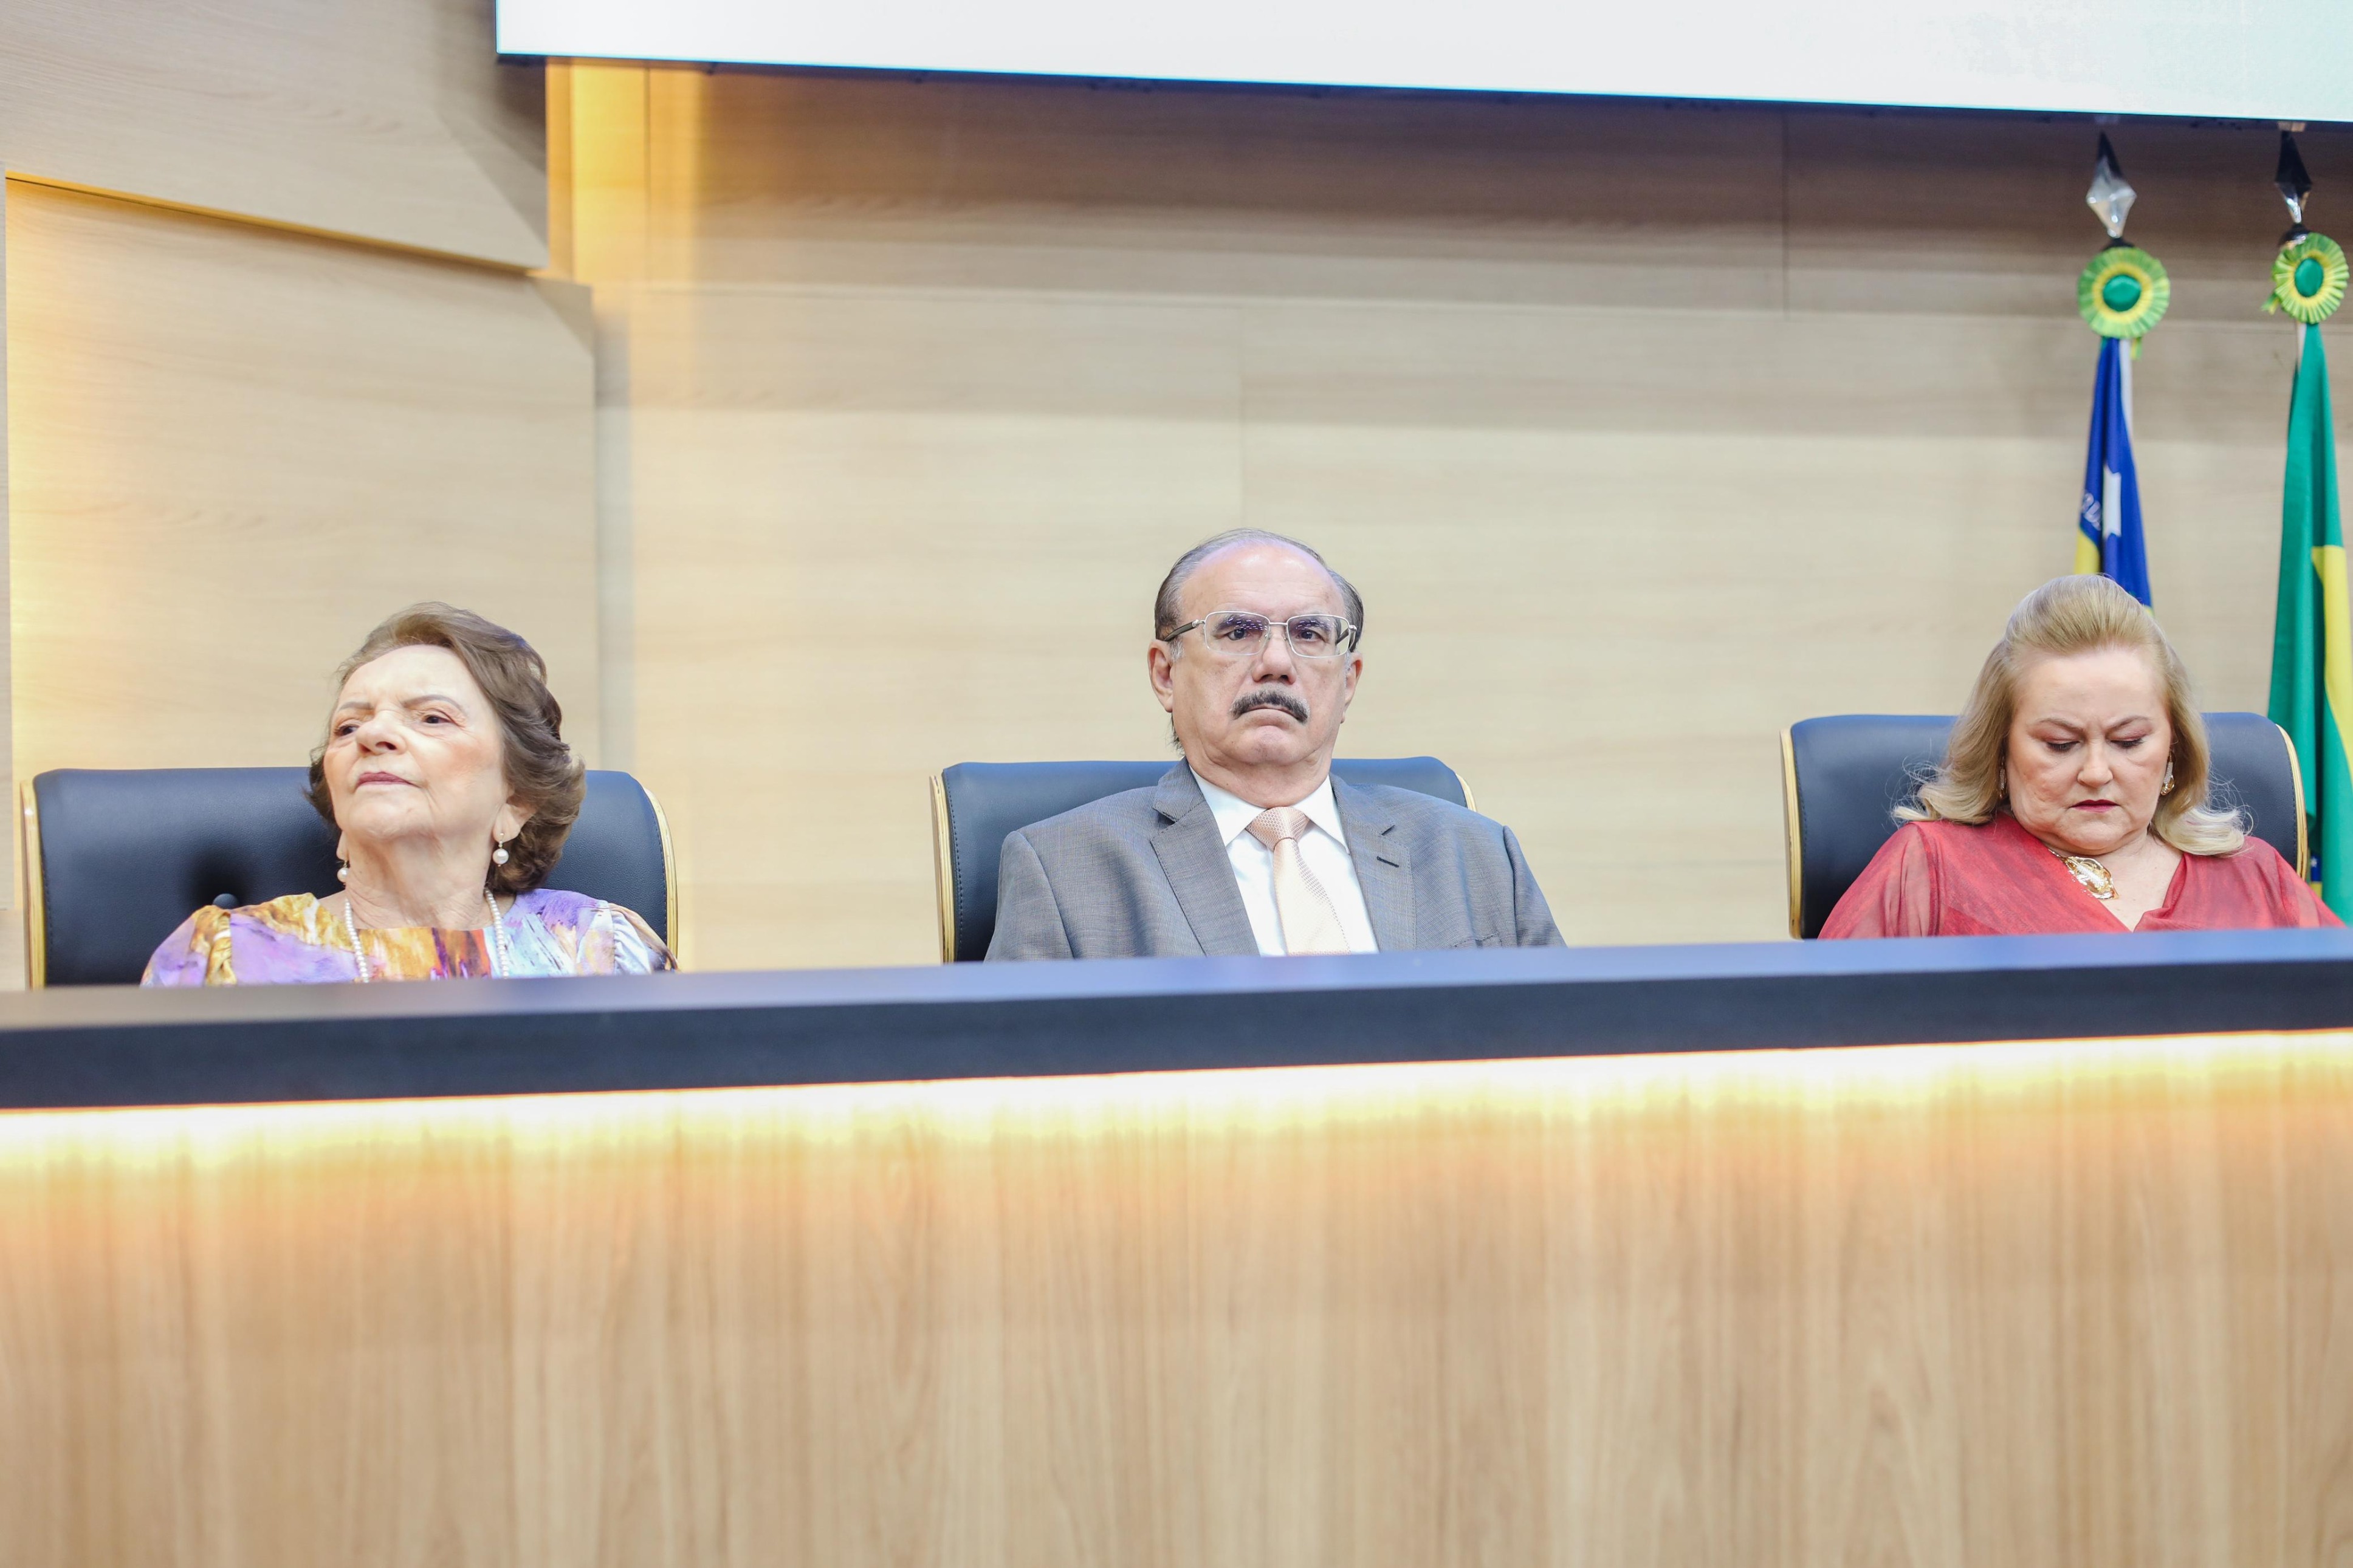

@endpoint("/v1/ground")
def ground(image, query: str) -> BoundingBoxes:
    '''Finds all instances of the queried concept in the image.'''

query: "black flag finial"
[2096,132,2125,180]
[2278,130,2313,240]
[2086,134,2135,241]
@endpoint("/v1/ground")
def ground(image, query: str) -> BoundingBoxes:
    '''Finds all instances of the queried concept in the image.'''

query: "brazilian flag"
[2268,323,2353,915]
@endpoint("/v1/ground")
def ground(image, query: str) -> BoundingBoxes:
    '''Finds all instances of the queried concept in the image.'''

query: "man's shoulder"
[1008,784,1175,855]
[1335,777,1558,943]
[1340,779,1503,841]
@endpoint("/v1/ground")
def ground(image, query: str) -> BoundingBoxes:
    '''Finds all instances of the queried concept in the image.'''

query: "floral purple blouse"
[142,888,673,985]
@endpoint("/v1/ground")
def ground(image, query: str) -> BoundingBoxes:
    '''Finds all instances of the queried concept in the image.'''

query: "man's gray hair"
[1152,529,1365,641]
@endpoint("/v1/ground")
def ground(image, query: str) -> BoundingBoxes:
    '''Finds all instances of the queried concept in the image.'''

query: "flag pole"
[2073,134,2164,603]
[2264,129,2351,906]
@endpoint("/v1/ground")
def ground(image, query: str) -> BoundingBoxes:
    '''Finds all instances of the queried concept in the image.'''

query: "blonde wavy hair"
[1898,574,2247,856]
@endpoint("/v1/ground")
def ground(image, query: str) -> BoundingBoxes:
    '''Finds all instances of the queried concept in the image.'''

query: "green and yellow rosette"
[2267,233,2347,324]
[2078,245,2170,340]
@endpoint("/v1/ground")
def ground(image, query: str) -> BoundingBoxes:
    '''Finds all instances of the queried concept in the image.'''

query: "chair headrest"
[1783,711,2304,937]
[28,768,675,985]
[934,757,1470,960]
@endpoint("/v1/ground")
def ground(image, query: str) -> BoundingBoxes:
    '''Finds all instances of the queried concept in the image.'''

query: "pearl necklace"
[344,887,512,982]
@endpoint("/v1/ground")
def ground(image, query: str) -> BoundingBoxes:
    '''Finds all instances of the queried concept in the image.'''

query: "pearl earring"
[336,863,350,883]
[492,843,510,866]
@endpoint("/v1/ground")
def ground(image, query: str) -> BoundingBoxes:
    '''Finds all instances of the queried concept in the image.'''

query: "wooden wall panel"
[0,0,551,984]
[0,1031,2348,1566]
[0,181,14,973]
[560,67,2353,965]
[0,0,544,265]
[5,182,597,806]
[614,285,1240,964]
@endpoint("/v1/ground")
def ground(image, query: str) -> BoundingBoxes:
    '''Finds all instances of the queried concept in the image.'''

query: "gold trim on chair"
[930,775,957,962]
[21,781,48,989]
[642,781,683,970]
[2277,722,2311,881]
[1779,728,1804,939]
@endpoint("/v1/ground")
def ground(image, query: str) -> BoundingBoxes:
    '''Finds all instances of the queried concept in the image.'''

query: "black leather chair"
[22,768,678,985]
[930,758,1474,961]
[1781,712,2305,939]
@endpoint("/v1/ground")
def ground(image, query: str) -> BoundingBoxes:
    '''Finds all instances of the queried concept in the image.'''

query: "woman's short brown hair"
[307,603,585,893]
[1900,573,2246,856]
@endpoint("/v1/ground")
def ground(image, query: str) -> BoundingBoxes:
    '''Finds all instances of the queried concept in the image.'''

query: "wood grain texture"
[1,1030,2349,1567]
[4,182,599,817]
[0,0,545,266]
[0,180,13,914]
[557,67,2353,965]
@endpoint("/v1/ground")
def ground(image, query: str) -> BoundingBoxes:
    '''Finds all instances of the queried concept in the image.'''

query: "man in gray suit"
[986,529,1564,959]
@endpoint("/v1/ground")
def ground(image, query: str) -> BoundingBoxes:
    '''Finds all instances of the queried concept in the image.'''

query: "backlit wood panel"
[0,0,544,266]
[0,181,13,926]
[0,1031,2348,1566]
[5,182,599,801]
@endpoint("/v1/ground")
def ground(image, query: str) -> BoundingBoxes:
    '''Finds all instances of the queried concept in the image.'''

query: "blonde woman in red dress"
[1824,575,2339,938]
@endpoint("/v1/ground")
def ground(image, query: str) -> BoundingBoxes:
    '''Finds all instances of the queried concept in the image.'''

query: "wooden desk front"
[2,939,2348,1566]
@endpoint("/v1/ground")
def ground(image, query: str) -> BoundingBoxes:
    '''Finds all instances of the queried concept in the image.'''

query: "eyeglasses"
[1161,610,1360,660]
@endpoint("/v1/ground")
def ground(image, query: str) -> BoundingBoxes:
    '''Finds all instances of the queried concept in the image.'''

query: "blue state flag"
[2075,336,2153,603]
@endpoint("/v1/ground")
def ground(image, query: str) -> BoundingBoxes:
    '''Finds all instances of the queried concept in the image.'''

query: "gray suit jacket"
[986,763,1564,959]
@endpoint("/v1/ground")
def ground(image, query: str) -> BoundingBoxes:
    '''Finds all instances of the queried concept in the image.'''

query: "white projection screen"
[499,0,2353,123]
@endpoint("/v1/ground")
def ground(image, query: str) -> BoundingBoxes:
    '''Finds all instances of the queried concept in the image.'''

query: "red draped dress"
[1821,812,2341,937]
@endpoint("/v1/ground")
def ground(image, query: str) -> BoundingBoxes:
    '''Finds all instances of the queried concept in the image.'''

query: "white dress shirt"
[1193,773,1381,956]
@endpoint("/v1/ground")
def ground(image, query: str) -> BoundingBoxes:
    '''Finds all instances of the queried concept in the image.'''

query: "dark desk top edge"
[4,930,2351,1111]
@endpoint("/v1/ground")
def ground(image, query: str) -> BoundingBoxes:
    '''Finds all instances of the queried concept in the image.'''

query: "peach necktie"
[1246,807,1352,955]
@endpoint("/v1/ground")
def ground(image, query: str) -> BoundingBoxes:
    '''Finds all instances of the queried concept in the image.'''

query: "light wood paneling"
[0,0,544,266]
[5,180,598,804]
[0,181,13,923]
[0,0,555,979]
[1,1030,2349,1566]
[614,284,1240,965]
[559,67,2353,964]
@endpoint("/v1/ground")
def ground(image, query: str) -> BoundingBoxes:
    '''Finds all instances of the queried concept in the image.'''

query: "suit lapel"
[1335,778,1414,951]
[1149,764,1260,957]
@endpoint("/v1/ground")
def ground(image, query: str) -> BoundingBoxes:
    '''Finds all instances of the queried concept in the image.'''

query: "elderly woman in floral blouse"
[145,604,672,984]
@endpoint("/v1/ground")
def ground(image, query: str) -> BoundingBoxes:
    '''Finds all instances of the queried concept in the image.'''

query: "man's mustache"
[1232,688,1309,723]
